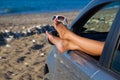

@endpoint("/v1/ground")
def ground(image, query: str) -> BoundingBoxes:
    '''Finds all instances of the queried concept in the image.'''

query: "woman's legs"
[46,19,104,56]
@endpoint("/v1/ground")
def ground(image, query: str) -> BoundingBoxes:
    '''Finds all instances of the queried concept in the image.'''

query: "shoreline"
[0,9,81,16]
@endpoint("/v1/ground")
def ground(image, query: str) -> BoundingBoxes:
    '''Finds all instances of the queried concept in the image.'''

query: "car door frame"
[69,0,120,78]
[99,7,120,77]
[100,7,120,66]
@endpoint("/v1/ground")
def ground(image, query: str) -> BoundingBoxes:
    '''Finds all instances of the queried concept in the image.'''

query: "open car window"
[80,2,120,42]
[74,2,120,61]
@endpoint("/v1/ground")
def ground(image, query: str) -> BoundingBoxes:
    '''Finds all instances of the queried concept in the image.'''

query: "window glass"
[111,37,120,74]
[81,2,119,42]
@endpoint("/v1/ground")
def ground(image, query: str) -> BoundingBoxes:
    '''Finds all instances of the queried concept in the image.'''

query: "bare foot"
[53,19,70,39]
[46,31,68,53]
[46,31,80,53]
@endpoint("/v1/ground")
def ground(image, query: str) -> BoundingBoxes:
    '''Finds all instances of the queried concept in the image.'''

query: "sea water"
[0,0,91,15]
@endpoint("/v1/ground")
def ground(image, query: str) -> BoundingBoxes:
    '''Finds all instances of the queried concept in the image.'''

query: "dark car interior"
[80,30,108,41]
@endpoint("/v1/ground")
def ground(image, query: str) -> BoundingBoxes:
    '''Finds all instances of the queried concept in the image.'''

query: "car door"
[50,0,120,80]
[110,36,120,77]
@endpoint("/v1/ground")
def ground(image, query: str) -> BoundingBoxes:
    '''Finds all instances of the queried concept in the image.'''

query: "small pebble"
[6,44,11,48]
[5,30,9,33]
[40,53,45,57]
[24,62,29,67]
[12,74,15,76]
[22,26,25,29]
[32,40,36,43]
[5,38,12,42]
[24,62,28,65]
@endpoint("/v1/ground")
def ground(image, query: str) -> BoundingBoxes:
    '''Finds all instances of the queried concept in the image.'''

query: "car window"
[80,2,119,42]
[78,2,120,60]
[111,37,120,75]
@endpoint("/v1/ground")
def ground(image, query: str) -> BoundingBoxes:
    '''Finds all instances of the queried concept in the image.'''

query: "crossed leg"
[46,18,80,53]
[46,19,104,56]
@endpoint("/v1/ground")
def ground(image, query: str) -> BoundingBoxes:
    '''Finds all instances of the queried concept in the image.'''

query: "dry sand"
[0,11,79,80]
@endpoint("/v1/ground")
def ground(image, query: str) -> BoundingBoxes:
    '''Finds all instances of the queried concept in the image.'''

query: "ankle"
[62,29,71,40]
[62,39,69,51]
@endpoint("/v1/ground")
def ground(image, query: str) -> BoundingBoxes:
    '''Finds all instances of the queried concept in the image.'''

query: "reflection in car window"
[111,37,120,75]
[81,2,119,42]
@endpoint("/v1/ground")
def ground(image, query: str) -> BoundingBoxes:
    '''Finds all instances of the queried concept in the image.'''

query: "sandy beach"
[0,11,79,80]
